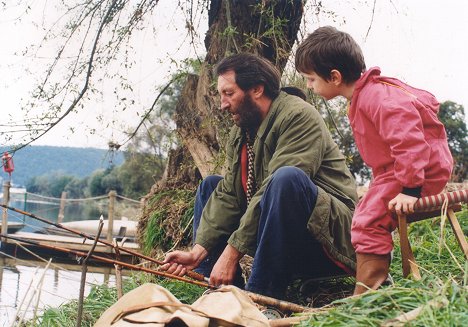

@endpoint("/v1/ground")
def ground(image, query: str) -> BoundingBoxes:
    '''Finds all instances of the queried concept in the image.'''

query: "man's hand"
[209,244,243,287]
[160,244,208,276]
[388,193,418,215]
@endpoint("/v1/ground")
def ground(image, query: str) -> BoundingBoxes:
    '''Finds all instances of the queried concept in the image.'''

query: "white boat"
[45,217,137,241]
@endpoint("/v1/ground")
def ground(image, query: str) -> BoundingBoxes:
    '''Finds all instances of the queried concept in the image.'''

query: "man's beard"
[234,94,263,129]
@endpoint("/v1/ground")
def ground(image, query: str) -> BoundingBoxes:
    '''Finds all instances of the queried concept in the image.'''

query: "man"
[161,53,358,299]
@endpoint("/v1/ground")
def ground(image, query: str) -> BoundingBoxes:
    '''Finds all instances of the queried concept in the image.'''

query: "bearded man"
[161,53,358,299]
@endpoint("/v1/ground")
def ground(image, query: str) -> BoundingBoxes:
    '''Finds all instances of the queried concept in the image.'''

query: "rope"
[24,193,62,201]
[438,194,449,256]
[64,196,109,203]
[25,193,108,202]
[116,194,141,204]
[22,192,140,204]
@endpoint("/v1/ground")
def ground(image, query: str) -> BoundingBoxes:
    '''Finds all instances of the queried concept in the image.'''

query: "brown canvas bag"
[94,283,269,327]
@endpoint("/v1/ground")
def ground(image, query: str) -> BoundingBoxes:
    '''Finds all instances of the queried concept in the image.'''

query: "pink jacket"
[348,67,453,192]
[349,67,453,254]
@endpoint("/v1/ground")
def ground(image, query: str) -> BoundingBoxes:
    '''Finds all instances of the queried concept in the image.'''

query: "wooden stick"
[77,218,103,327]
[113,239,124,299]
[245,291,308,313]
[1,233,211,288]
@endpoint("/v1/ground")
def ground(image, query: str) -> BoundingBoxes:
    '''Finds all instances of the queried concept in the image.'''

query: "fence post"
[1,181,11,242]
[107,190,117,243]
[57,191,67,224]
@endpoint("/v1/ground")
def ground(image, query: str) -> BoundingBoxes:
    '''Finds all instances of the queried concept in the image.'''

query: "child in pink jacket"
[295,26,453,294]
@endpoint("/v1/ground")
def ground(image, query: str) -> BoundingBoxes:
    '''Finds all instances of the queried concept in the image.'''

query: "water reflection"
[0,254,118,325]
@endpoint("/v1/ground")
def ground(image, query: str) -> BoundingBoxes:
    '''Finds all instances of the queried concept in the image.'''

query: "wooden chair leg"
[398,214,421,280]
[447,208,468,260]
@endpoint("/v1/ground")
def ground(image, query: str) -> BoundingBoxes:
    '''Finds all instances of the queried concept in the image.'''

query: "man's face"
[217,70,262,128]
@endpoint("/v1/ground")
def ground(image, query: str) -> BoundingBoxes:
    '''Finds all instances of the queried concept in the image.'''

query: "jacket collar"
[353,66,381,95]
[256,91,286,141]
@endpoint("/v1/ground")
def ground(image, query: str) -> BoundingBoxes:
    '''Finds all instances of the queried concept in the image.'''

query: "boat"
[0,221,25,234]
[45,217,137,241]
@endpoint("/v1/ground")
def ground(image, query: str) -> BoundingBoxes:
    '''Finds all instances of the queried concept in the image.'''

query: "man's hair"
[295,26,366,84]
[215,53,281,99]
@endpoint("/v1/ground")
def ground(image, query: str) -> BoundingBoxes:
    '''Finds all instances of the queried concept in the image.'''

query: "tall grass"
[140,189,195,254]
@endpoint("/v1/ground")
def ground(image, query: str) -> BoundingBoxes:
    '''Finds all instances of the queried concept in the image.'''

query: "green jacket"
[195,92,358,270]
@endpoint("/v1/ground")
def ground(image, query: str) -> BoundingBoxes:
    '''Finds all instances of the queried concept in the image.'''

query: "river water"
[0,199,136,325]
[0,255,118,325]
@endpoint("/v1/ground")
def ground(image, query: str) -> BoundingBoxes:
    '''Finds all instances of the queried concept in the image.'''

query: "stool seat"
[397,190,468,279]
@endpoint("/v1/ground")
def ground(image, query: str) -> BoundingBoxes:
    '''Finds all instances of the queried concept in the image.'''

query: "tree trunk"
[168,0,304,182]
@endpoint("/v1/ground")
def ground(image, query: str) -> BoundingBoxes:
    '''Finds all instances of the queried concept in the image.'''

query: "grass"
[26,206,467,326]
[296,205,468,326]
[23,273,204,326]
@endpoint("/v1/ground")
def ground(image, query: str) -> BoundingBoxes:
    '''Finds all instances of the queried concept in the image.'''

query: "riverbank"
[23,207,467,326]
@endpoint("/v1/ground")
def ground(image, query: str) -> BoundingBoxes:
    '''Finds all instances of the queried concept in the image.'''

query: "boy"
[295,26,453,294]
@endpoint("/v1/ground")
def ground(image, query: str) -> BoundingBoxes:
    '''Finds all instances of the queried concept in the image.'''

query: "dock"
[1,232,141,264]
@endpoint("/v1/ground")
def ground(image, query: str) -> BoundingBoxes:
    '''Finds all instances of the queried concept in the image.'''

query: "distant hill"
[0,146,124,187]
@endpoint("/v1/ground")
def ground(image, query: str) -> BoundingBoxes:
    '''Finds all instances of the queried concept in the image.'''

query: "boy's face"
[301,71,339,100]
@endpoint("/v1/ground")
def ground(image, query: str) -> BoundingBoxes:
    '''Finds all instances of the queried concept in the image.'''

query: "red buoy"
[2,152,14,175]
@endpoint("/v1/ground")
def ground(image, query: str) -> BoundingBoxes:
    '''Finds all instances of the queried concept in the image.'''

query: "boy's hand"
[388,193,418,215]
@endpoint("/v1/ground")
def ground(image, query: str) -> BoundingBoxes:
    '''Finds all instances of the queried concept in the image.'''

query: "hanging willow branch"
[13,0,120,152]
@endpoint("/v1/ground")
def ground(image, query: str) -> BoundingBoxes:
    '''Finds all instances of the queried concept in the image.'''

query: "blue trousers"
[193,166,343,298]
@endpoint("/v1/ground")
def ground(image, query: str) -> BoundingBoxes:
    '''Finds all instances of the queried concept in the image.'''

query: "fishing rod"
[0,203,204,281]
[1,233,308,313]
[1,233,210,288]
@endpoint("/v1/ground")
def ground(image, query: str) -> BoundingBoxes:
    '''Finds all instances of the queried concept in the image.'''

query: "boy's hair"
[295,26,366,84]
[215,53,281,100]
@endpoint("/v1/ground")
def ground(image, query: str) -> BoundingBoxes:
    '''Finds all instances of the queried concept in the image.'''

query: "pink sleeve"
[367,96,430,187]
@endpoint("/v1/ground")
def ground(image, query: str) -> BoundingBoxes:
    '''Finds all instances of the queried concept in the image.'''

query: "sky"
[0,0,467,149]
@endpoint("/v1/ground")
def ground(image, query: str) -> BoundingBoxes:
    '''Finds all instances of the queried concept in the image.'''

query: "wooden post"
[1,181,11,242]
[57,191,67,224]
[107,190,117,243]
[0,256,4,292]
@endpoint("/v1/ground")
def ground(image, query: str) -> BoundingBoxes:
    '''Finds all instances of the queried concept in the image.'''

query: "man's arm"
[195,128,245,252]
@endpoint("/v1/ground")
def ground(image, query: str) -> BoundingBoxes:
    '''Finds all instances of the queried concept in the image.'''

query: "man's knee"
[198,175,223,194]
[269,166,310,192]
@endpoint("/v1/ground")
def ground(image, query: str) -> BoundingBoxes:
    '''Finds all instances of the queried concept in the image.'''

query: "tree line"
[26,96,467,200]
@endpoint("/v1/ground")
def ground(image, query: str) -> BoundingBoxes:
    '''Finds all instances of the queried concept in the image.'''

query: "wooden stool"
[397,190,468,279]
